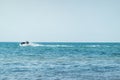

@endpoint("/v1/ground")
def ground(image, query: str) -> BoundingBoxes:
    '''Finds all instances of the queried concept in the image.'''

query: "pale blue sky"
[0,0,120,42]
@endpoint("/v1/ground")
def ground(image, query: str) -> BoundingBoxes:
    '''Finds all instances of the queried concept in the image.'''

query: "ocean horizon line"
[0,41,120,43]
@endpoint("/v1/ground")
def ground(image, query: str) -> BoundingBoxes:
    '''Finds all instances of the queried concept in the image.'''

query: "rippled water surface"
[0,42,120,80]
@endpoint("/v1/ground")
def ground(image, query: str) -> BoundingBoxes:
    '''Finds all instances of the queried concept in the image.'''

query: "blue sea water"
[0,42,120,80]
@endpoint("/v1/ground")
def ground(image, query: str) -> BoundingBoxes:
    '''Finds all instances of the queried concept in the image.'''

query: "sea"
[0,42,120,80]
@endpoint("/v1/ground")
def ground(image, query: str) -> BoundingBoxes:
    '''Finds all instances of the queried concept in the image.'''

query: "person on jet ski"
[21,41,29,45]
[26,41,29,44]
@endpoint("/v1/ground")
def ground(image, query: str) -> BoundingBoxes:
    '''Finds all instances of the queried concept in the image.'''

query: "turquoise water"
[0,42,120,80]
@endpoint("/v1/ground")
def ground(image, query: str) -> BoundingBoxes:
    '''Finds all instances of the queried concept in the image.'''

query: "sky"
[0,0,120,42]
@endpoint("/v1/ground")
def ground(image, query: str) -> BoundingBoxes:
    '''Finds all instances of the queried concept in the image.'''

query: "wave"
[85,45,110,48]
[39,44,73,47]
[86,45,101,47]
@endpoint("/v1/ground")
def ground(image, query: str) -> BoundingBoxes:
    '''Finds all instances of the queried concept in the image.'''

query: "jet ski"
[20,41,30,46]
[19,41,40,47]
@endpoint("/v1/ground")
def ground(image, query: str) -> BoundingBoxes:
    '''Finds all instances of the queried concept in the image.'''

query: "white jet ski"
[19,41,40,47]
